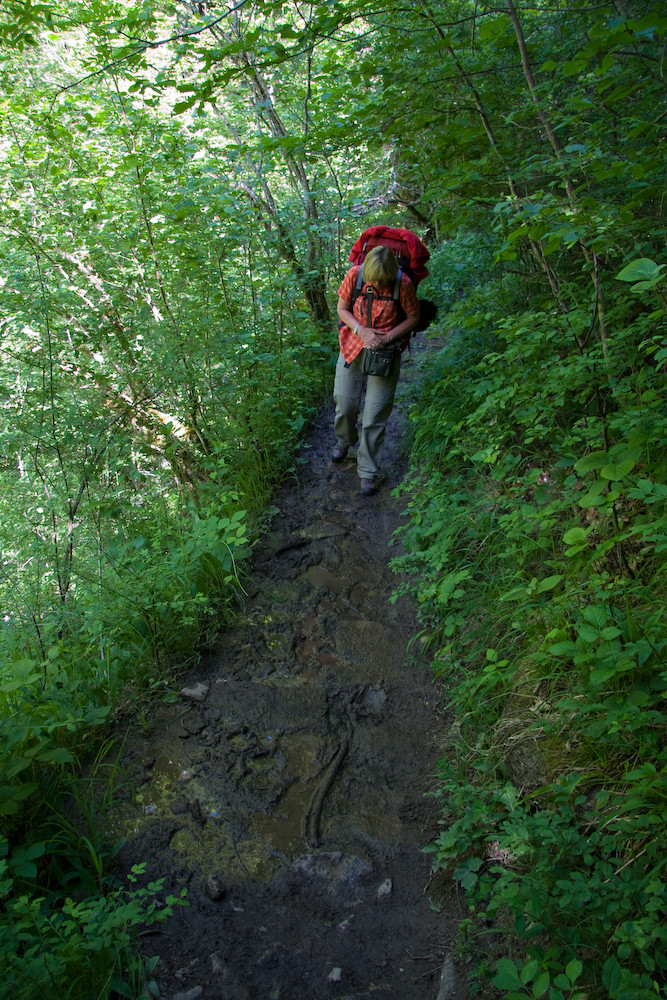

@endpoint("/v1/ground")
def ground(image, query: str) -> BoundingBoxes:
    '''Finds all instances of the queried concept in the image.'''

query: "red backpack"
[345,226,437,332]
[347,226,430,286]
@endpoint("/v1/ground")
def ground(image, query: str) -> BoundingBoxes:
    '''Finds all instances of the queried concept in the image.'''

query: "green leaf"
[453,856,483,890]
[0,675,40,693]
[563,527,588,545]
[493,958,524,991]
[582,605,608,629]
[532,971,551,998]
[616,258,664,283]
[577,492,603,509]
[600,459,635,481]
[549,641,578,657]
[108,976,137,999]
[0,782,39,814]
[520,960,541,984]
[574,450,608,473]
[565,960,583,983]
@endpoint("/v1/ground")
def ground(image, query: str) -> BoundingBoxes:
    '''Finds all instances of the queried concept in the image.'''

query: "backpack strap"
[364,284,374,327]
[394,268,406,325]
[351,266,404,326]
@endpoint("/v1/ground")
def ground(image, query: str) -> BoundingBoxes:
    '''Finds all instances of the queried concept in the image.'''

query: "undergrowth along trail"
[394,240,667,1000]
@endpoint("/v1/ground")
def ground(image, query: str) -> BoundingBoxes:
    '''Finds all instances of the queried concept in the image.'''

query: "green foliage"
[0,860,186,1000]
[0,737,187,999]
[0,6,335,992]
[493,955,585,1000]
[0,670,110,820]
[396,227,667,996]
[3,1,667,996]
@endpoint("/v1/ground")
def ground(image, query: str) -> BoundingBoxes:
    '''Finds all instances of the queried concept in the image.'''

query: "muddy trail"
[116,345,466,1000]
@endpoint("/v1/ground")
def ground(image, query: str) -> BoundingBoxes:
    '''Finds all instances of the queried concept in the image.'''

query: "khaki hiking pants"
[333,351,401,480]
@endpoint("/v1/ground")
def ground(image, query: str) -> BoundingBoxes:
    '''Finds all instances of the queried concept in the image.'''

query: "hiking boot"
[360,478,377,496]
[331,443,349,462]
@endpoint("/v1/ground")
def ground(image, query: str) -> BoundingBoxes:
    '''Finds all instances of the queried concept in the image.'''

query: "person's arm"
[380,277,420,343]
[337,297,385,349]
[382,307,420,343]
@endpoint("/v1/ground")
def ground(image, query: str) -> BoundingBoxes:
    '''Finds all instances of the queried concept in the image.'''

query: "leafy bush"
[0,860,186,1000]
[396,252,667,998]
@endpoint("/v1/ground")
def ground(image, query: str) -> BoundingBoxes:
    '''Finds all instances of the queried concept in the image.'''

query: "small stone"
[172,989,203,1000]
[377,877,393,900]
[180,682,209,702]
[328,967,343,983]
[205,874,226,901]
[361,686,388,715]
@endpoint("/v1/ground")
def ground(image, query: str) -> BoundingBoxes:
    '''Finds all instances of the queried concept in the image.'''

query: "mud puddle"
[116,344,465,1000]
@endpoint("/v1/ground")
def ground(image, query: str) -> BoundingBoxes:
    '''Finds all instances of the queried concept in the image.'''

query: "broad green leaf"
[600,459,635,481]
[7,659,37,678]
[577,491,603,509]
[493,959,523,990]
[520,960,541,984]
[574,450,608,473]
[0,676,40,693]
[576,624,599,642]
[582,606,607,629]
[532,971,551,998]
[35,747,74,764]
[1,757,33,780]
[563,527,588,545]
[548,641,578,656]
[565,543,589,556]
[615,258,664,282]
[108,976,138,1000]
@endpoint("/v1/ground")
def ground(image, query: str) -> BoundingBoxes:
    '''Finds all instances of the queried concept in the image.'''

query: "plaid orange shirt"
[337,266,420,363]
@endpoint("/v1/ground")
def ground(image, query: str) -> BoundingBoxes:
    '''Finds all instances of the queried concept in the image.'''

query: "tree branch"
[49,0,250,110]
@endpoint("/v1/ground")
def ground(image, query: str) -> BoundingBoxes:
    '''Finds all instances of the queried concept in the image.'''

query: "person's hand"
[358,325,385,349]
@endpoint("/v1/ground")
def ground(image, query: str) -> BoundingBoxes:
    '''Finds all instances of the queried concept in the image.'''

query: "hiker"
[333,245,420,496]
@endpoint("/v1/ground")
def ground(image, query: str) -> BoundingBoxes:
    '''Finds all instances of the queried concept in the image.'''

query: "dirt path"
[117,346,466,1000]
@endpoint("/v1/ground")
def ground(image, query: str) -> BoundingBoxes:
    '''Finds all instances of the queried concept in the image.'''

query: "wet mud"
[117,345,466,1000]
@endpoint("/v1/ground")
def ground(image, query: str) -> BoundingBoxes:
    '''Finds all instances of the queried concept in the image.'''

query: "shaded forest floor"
[114,342,467,1000]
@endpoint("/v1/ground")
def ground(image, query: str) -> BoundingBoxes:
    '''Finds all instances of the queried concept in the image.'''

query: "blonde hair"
[362,245,399,287]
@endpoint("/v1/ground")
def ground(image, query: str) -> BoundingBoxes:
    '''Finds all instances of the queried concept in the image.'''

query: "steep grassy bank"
[395,238,667,999]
